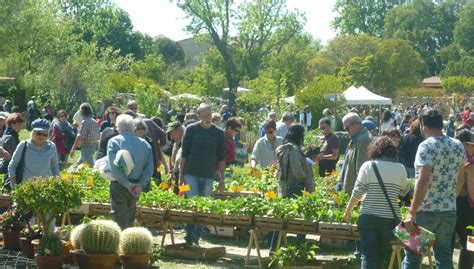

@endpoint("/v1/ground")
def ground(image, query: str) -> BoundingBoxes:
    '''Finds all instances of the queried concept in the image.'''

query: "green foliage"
[80,220,121,254]
[0,207,28,232]
[269,242,319,267]
[332,0,407,37]
[442,76,474,94]
[295,75,345,123]
[120,227,153,255]
[134,83,168,117]
[13,176,84,236]
[150,37,186,66]
[171,64,226,97]
[454,1,474,52]
[130,54,167,84]
[38,235,63,257]
[441,55,474,77]
[149,246,165,265]
[383,0,466,75]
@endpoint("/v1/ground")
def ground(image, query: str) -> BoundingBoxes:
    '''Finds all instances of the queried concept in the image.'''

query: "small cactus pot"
[120,253,151,269]
[72,250,118,269]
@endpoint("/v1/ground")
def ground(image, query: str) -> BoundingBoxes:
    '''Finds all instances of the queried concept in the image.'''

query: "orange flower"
[251,169,262,179]
[231,186,243,192]
[264,191,277,200]
[178,184,191,192]
[160,181,169,190]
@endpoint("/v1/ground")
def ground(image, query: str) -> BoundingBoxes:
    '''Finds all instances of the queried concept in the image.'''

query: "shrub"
[120,227,153,255]
[38,235,63,256]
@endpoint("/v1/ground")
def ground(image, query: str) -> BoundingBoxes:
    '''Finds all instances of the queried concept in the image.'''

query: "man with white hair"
[338,112,372,194]
[179,103,225,247]
[107,114,154,229]
[276,112,294,138]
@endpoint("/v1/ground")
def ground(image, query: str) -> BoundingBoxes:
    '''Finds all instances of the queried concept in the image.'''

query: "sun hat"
[31,118,50,133]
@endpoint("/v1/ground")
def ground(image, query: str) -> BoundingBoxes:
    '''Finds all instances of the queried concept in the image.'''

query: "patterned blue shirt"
[414,135,465,212]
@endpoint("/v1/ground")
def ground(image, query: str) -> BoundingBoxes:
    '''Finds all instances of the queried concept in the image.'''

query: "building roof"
[421,76,442,88]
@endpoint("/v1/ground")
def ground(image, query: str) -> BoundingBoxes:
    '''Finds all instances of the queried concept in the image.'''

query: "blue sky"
[114,0,337,44]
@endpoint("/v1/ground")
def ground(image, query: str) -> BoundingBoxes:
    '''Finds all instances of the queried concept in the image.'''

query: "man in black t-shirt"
[179,104,225,247]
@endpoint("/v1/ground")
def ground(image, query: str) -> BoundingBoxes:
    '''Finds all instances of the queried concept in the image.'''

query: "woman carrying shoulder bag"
[344,136,409,269]
[269,124,314,254]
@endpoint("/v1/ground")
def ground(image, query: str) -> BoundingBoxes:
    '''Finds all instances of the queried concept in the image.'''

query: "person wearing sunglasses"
[251,120,284,169]
[224,117,242,167]
[100,106,120,133]
[8,118,59,187]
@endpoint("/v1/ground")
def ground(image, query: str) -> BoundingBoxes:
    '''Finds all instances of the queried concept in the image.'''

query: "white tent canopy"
[284,96,295,104]
[343,85,392,105]
[170,93,202,100]
[223,87,251,93]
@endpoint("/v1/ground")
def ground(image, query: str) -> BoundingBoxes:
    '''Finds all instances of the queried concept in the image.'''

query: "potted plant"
[19,223,42,258]
[70,224,86,250]
[467,225,474,252]
[120,227,153,269]
[35,235,64,269]
[74,220,121,269]
[12,176,84,236]
[0,207,27,250]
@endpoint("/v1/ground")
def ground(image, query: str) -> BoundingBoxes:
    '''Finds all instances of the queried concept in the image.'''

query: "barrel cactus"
[38,235,63,256]
[70,224,86,250]
[80,220,121,254]
[120,227,153,255]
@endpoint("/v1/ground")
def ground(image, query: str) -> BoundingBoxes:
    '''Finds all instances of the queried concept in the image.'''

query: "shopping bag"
[393,222,436,256]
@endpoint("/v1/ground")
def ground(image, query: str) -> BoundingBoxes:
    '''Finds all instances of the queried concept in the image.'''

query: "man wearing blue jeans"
[70,103,99,166]
[179,104,225,247]
[403,109,465,269]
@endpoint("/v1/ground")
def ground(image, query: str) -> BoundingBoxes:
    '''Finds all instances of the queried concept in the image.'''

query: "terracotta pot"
[2,230,21,250]
[34,254,64,269]
[72,250,118,269]
[19,237,35,258]
[120,253,151,269]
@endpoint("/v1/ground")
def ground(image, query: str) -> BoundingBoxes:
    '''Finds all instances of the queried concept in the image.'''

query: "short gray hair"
[116,114,135,134]
[197,103,211,115]
[342,112,362,125]
[133,118,148,133]
[282,112,294,122]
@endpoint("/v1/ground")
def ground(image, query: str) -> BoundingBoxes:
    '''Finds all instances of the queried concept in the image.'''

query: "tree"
[130,54,167,84]
[171,64,226,97]
[60,0,146,58]
[332,0,408,37]
[308,35,424,97]
[175,0,304,104]
[454,1,474,52]
[151,37,186,66]
[296,75,345,122]
[441,55,474,77]
[443,76,474,94]
[383,0,467,75]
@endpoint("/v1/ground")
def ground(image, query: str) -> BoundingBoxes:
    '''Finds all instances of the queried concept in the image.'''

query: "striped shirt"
[351,160,409,219]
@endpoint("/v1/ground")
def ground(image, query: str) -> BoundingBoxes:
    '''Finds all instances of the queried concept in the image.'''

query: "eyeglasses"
[265,129,275,134]
[34,131,48,137]
[59,115,66,118]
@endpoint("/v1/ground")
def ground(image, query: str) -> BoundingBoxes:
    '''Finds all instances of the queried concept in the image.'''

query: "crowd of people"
[0,96,472,269]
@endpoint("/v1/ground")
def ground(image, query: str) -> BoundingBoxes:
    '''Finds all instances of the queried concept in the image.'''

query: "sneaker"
[185,241,199,248]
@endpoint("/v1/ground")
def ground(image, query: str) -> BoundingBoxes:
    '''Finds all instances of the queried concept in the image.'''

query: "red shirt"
[224,136,236,165]
[462,111,471,123]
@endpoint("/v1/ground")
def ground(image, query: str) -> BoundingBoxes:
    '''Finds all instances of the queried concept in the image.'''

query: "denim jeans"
[270,184,305,253]
[184,174,214,244]
[402,210,457,269]
[358,214,397,269]
[77,145,95,166]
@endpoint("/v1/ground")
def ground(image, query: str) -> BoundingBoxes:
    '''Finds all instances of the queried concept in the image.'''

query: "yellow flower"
[330,170,339,177]
[159,181,169,190]
[231,186,243,192]
[302,190,310,197]
[264,191,277,200]
[86,176,94,187]
[178,184,191,192]
[250,188,259,193]
[72,175,79,180]
[156,166,162,173]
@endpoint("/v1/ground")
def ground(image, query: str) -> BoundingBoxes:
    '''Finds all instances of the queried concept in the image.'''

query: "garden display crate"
[212,191,259,200]
[164,243,225,261]
[222,214,253,226]
[167,209,195,223]
[467,236,474,252]
[0,194,11,207]
[275,258,348,269]
[194,212,223,225]
[137,206,166,222]
[208,226,237,237]
[286,218,318,234]
[318,222,353,236]
[351,224,359,238]
[254,216,286,230]
[89,202,111,216]
[71,203,90,214]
